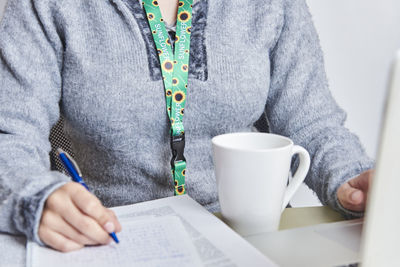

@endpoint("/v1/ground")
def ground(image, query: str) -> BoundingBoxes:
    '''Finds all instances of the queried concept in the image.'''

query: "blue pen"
[57,148,119,244]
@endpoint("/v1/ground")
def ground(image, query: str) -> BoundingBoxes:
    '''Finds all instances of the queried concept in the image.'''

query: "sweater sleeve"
[0,0,69,243]
[265,0,374,217]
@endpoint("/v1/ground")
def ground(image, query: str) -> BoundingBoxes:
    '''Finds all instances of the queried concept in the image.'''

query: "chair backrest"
[49,117,74,174]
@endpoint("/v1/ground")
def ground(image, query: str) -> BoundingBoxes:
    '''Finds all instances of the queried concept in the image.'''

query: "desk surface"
[1,205,344,267]
[214,205,344,231]
[279,205,344,230]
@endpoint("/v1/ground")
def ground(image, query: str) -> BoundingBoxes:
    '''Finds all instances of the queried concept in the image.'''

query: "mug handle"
[281,145,311,212]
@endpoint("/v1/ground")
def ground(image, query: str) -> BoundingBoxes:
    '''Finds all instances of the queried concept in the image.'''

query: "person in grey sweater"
[0,0,374,252]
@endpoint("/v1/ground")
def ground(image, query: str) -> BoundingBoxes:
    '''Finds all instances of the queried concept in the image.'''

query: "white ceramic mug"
[212,132,311,236]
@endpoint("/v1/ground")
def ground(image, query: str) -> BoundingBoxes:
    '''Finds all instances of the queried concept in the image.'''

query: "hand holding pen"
[57,148,119,244]
[37,149,121,252]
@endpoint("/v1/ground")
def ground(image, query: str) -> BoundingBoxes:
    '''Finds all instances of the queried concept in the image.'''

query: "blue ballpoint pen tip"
[110,232,119,244]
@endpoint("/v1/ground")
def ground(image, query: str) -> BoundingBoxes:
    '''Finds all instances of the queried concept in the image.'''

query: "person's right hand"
[39,182,122,252]
[337,169,373,212]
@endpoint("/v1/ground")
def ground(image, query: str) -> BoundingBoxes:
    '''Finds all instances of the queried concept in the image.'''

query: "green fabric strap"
[143,0,193,196]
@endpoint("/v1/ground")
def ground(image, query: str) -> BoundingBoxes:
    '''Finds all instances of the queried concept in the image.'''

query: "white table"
[0,206,344,267]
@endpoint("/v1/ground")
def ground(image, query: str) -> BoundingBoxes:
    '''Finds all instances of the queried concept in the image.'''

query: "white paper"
[27,195,277,267]
[28,216,201,267]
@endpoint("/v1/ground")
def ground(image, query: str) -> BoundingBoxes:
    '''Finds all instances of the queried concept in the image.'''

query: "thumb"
[337,182,366,212]
[348,188,363,205]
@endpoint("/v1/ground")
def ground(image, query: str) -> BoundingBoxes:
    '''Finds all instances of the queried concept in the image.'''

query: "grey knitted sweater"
[0,0,373,244]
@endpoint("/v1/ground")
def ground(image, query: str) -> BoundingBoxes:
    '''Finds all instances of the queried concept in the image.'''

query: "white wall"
[307,0,400,158]
[1,0,400,207]
[291,0,400,207]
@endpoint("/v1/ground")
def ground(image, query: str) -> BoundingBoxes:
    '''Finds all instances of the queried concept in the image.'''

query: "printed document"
[27,195,277,267]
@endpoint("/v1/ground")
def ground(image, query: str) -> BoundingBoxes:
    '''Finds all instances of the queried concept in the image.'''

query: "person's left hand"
[337,169,374,212]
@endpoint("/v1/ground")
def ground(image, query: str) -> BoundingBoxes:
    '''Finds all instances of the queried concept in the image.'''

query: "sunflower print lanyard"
[142,0,193,196]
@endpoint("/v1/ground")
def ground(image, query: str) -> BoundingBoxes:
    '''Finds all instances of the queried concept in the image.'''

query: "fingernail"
[351,191,361,202]
[104,222,115,233]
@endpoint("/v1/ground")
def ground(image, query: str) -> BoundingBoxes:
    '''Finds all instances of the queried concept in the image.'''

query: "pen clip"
[56,148,82,177]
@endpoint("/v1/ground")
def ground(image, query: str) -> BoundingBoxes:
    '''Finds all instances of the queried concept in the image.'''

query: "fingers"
[337,170,374,212]
[56,189,112,245]
[337,181,367,212]
[41,209,97,246]
[348,169,374,192]
[70,185,121,235]
[107,209,122,233]
[61,205,112,245]
[45,189,111,245]
[39,226,83,252]
[40,182,122,251]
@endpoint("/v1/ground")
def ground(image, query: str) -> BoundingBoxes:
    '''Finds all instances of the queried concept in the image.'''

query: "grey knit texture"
[0,0,373,244]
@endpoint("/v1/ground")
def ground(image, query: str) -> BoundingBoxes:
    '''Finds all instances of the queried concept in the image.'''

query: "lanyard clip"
[170,134,186,167]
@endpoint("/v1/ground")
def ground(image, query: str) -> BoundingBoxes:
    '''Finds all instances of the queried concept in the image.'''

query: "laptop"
[244,50,400,267]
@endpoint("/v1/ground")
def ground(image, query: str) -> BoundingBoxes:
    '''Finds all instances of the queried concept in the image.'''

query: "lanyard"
[142,0,193,196]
